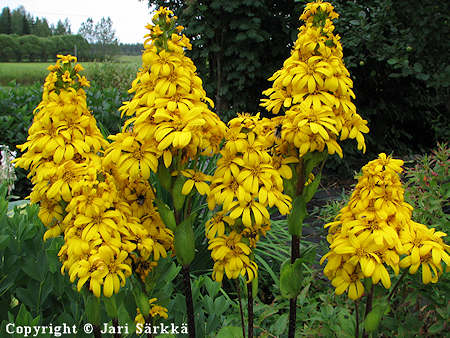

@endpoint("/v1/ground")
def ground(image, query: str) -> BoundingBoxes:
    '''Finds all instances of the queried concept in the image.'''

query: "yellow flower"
[208,231,258,282]
[331,263,365,300]
[180,169,211,195]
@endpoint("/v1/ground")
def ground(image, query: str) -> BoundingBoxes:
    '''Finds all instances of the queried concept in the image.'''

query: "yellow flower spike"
[261,1,368,158]
[321,153,449,298]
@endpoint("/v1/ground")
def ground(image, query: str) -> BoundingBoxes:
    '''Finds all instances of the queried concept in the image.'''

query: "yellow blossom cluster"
[104,7,226,179]
[207,113,293,282]
[14,55,167,298]
[135,298,169,325]
[261,0,369,158]
[321,153,449,300]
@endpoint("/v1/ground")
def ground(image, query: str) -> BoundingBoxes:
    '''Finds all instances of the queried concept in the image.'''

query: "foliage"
[0,82,132,198]
[146,0,304,121]
[0,5,71,37]
[85,60,140,93]
[403,143,450,234]
[78,17,120,60]
[332,0,450,153]
[0,184,88,334]
[145,0,449,156]
[0,34,90,62]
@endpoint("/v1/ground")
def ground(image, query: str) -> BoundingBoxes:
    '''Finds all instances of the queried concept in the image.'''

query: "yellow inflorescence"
[14,55,171,298]
[135,298,169,325]
[104,7,226,176]
[261,0,369,157]
[207,113,293,283]
[321,153,449,300]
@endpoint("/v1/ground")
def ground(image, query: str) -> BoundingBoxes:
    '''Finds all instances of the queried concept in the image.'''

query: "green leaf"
[279,258,303,298]
[303,173,321,203]
[154,199,176,231]
[85,295,101,325]
[216,326,243,338]
[428,320,445,334]
[0,235,9,250]
[174,213,196,267]
[288,195,307,236]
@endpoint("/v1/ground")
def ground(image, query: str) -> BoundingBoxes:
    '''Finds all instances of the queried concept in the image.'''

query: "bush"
[403,143,450,233]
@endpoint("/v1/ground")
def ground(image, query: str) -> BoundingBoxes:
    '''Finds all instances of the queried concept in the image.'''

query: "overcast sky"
[2,0,154,44]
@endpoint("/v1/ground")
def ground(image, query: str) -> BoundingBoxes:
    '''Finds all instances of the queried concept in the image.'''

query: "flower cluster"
[105,7,226,179]
[135,298,169,325]
[321,153,449,300]
[207,113,292,282]
[261,0,368,158]
[14,55,164,298]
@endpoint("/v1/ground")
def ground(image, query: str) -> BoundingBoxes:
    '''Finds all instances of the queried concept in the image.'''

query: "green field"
[0,55,141,86]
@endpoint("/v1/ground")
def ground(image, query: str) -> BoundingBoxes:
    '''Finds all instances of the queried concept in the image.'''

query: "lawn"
[0,55,141,86]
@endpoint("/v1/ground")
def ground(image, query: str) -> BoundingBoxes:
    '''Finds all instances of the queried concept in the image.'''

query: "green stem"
[355,301,360,338]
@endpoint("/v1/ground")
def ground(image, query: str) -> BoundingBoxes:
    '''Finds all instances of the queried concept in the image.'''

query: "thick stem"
[235,279,246,338]
[144,316,154,338]
[112,318,121,338]
[362,283,374,338]
[288,235,300,338]
[247,282,254,338]
[288,158,305,338]
[182,265,196,338]
[93,325,102,338]
[355,301,360,338]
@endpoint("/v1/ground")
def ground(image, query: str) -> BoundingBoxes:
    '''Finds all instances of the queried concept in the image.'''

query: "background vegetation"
[145,0,449,162]
[0,0,448,336]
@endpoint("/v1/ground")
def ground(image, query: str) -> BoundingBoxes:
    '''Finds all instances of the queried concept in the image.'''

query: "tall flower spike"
[105,7,226,179]
[321,153,449,300]
[261,0,369,158]
[15,55,162,298]
[207,113,293,283]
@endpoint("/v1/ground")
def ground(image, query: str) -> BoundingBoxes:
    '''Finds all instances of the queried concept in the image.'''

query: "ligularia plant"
[321,153,449,334]
[260,1,369,336]
[11,1,448,338]
[14,55,160,300]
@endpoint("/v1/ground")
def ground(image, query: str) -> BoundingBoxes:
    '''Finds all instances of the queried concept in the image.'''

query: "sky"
[2,0,154,44]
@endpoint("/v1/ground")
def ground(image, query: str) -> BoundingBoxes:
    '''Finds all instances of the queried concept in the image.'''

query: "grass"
[0,55,142,86]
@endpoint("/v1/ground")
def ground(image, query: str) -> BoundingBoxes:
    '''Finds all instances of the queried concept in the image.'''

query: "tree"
[11,6,27,35]
[0,7,12,34]
[145,0,302,120]
[54,19,71,35]
[78,17,95,43]
[94,17,118,45]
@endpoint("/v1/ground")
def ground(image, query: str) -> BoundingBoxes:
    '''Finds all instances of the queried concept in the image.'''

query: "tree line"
[0,6,142,61]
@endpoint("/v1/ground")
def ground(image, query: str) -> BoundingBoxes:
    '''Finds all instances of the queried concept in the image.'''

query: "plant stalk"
[288,235,300,338]
[247,282,254,338]
[362,283,374,338]
[355,301,360,338]
[182,265,196,338]
[93,325,102,338]
[388,270,408,301]
[235,279,246,338]
[144,315,154,338]
[112,318,121,338]
[288,159,305,338]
